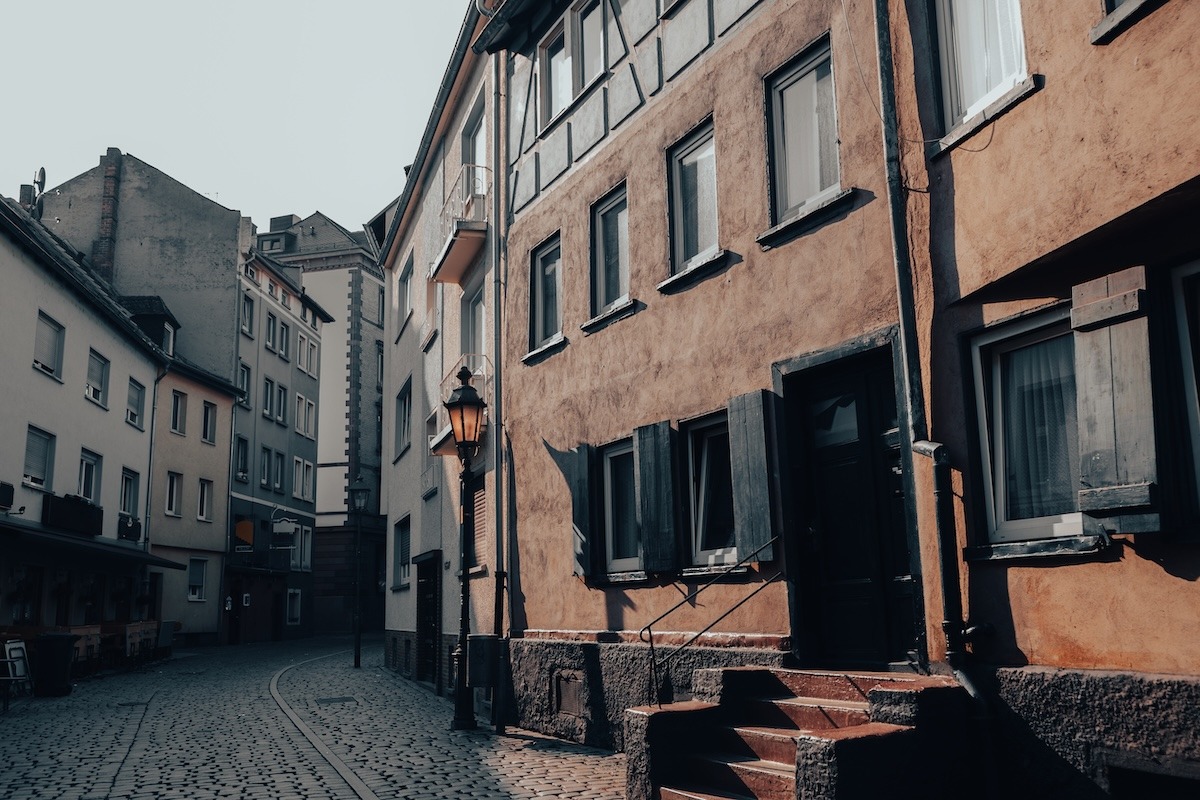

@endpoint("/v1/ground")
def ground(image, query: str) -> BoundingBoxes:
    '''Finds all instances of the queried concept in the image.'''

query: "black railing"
[638,536,781,705]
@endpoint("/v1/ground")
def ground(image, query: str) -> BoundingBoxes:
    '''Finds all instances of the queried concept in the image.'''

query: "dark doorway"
[785,348,918,668]
[415,553,441,687]
[228,578,242,644]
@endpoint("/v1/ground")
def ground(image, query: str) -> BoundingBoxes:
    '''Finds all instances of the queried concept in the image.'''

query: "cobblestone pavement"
[0,637,625,800]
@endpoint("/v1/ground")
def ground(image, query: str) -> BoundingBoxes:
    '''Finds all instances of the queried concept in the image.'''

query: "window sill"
[931,74,1043,158]
[197,518,212,524]
[422,485,438,501]
[165,512,182,519]
[757,188,858,251]
[84,396,109,411]
[32,364,63,383]
[187,598,207,603]
[964,534,1110,563]
[522,332,568,365]
[392,442,411,465]
[603,570,648,585]
[657,249,730,294]
[170,429,186,437]
[21,480,51,493]
[421,325,438,353]
[581,297,639,335]
[391,582,411,593]
[680,564,750,580]
[125,419,144,432]
[1091,0,1166,44]
[456,564,489,579]
[395,310,413,344]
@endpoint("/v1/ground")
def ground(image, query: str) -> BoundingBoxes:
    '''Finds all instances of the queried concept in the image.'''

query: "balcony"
[42,494,103,536]
[429,353,492,457]
[429,163,491,286]
[117,514,142,542]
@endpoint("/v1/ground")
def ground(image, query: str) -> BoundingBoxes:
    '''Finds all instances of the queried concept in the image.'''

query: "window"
[78,449,102,504]
[276,384,287,424]
[538,1,604,126]
[237,364,251,407]
[202,402,217,444]
[286,589,301,625]
[395,380,412,456]
[308,341,319,374]
[171,391,187,434]
[273,451,285,492]
[304,462,314,501]
[686,416,737,566]
[266,312,277,351]
[291,526,312,571]
[376,342,384,390]
[935,0,1027,128]
[463,285,485,356]
[278,322,290,360]
[85,350,110,405]
[378,286,386,326]
[166,472,182,516]
[268,281,277,298]
[398,256,413,324]
[263,377,275,418]
[464,103,488,196]
[241,294,255,335]
[163,322,175,356]
[119,469,139,517]
[23,426,55,489]
[293,458,304,499]
[530,236,562,349]
[768,43,839,222]
[260,447,272,487]
[197,479,213,521]
[669,122,718,273]
[591,184,629,315]
[394,517,412,587]
[306,399,316,437]
[188,559,207,601]
[282,292,291,309]
[33,311,65,378]
[234,436,249,481]
[971,313,1082,542]
[127,379,146,427]
[603,440,640,572]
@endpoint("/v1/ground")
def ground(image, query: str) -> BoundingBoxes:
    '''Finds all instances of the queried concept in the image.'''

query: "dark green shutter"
[1071,266,1159,534]
[728,390,779,561]
[635,421,678,573]
[571,444,598,577]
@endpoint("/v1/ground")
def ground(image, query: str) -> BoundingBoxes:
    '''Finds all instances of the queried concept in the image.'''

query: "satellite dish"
[34,167,46,194]
[32,196,44,221]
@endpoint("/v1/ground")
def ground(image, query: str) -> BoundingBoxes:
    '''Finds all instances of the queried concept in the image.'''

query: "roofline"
[473,0,536,54]
[168,355,241,398]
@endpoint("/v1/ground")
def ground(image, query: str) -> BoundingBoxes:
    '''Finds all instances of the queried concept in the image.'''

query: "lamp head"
[444,366,487,461]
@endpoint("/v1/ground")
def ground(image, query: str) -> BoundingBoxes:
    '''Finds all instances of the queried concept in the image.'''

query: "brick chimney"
[91,148,123,284]
[19,184,35,208]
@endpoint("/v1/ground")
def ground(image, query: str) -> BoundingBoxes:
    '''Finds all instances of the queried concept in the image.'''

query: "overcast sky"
[0,0,468,232]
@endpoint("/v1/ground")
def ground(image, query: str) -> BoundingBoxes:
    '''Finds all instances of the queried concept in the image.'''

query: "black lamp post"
[444,366,486,731]
[349,474,370,669]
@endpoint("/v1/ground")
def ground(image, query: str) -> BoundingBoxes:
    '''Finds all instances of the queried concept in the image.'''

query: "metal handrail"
[437,162,492,250]
[638,536,780,705]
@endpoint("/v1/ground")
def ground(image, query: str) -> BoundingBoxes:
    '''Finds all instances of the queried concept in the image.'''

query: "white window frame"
[602,439,641,573]
[23,426,55,490]
[970,308,1082,542]
[263,377,275,419]
[237,364,251,408]
[395,380,413,457]
[187,558,207,601]
[266,312,277,351]
[394,516,412,587]
[78,449,102,504]
[398,256,413,325]
[274,451,285,492]
[530,236,563,349]
[85,350,110,406]
[768,42,841,223]
[260,446,272,488]
[33,311,65,379]
[119,468,139,517]
[293,457,304,499]
[591,184,630,316]
[462,283,486,357]
[197,479,213,522]
[538,1,605,127]
[127,379,146,428]
[276,383,287,425]
[935,0,1028,129]
[202,401,217,444]
[163,322,175,356]
[278,322,290,360]
[170,391,187,435]
[687,415,738,566]
[241,293,254,336]
[235,436,249,482]
[668,121,719,274]
[166,471,182,517]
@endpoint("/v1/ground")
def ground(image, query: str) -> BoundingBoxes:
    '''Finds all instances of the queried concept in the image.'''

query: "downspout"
[142,362,170,553]
[487,44,508,734]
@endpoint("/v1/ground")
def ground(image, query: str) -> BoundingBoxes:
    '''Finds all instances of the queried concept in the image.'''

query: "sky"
[0,0,469,231]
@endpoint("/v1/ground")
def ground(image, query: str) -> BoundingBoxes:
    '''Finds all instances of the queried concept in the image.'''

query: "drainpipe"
[488,45,508,734]
[142,362,170,553]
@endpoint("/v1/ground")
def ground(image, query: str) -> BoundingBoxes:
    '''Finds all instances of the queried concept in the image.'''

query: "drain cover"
[315,696,356,705]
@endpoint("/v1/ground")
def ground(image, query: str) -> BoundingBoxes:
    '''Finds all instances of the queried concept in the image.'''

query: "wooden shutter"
[728,390,780,561]
[1071,266,1159,534]
[471,477,488,568]
[635,421,678,573]
[571,444,598,577]
[35,314,58,371]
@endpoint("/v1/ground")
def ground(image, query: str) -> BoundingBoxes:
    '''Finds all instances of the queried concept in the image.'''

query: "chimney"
[91,148,123,285]
[270,214,300,232]
[19,184,34,207]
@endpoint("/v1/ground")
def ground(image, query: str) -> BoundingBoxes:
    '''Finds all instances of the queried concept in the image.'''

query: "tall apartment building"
[378,4,504,711]
[255,213,386,635]
[41,150,330,644]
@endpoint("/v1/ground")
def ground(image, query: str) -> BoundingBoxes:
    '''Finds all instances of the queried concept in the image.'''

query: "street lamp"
[444,366,486,731]
[349,474,370,669]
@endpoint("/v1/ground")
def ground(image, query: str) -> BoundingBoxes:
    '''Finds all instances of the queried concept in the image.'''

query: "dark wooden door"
[789,351,917,668]
[415,557,440,684]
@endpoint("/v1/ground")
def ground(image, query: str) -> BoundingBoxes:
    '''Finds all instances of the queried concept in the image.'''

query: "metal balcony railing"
[430,163,492,285]
[429,353,493,456]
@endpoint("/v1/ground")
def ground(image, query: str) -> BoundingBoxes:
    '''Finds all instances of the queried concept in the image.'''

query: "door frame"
[771,325,928,669]
[413,549,443,689]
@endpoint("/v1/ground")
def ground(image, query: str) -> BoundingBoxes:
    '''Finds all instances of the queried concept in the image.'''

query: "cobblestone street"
[0,638,625,800]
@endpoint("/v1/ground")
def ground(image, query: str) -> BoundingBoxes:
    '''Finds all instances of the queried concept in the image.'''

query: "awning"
[0,518,186,571]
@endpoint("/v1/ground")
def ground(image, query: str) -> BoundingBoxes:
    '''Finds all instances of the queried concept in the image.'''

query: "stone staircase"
[626,667,972,800]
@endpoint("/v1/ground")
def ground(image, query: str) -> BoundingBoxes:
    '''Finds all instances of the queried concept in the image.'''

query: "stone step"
[738,695,870,731]
[674,752,796,800]
[717,725,802,764]
[658,786,755,800]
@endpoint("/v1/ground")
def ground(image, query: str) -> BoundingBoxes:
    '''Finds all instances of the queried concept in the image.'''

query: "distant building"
[255,213,386,635]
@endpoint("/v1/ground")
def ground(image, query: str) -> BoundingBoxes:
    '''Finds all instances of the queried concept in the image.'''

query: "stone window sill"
[931,75,1043,158]
[657,249,729,294]
[522,332,568,365]
[757,188,858,251]
[964,534,1110,563]
[1091,0,1167,45]
[581,297,639,335]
